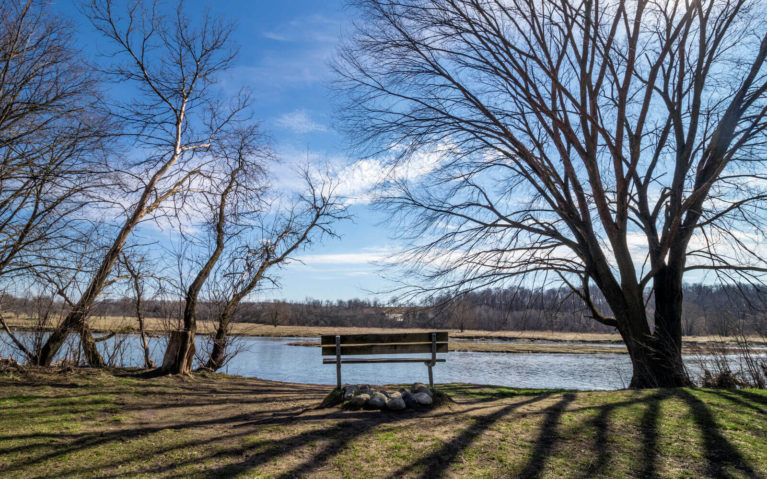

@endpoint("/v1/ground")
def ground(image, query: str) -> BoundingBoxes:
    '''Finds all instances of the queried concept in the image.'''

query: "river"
[0,332,758,390]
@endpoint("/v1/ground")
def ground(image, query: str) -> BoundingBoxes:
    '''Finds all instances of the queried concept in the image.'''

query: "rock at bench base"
[413,392,433,405]
[413,383,432,396]
[387,397,406,410]
[350,393,370,408]
[343,385,357,400]
[368,392,388,409]
[402,391,418,408]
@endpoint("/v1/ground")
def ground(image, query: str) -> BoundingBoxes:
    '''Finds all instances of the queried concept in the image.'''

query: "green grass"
[0,368,765,478]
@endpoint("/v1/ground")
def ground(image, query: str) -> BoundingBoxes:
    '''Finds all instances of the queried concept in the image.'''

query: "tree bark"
[205,319,229,371]
[162,330,195,374]
[80,326,104,368]
[204,305,233,371]
[611,289,690,388]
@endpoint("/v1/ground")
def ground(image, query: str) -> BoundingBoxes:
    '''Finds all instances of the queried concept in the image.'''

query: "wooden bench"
[321,332,448,389]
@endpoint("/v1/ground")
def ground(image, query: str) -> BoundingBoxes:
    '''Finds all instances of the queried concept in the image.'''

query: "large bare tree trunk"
[602,276,690,388]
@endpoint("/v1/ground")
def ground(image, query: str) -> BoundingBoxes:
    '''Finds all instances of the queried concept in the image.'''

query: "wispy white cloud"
[262,14,341,44]
[275,110,327,134]
[330,145,449,205]
[292,248,397,265]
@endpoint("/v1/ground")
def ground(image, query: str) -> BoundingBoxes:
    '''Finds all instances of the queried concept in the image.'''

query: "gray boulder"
[368,392,388,409]
[413,392,433,405]
[388,391,402,400]
[402,391,419,408]
[343,385,358,400]
[412,383,432,396]
[387,397,406,410]
[350,393,370,408]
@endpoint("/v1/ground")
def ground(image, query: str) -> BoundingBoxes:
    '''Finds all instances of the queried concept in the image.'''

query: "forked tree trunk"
[162,330,195,374]
[613,286,691,388]
[596,264,691,388]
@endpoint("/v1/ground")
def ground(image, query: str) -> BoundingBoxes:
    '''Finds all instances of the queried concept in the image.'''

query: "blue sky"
[52,0,402,301]
[40,0,753,304]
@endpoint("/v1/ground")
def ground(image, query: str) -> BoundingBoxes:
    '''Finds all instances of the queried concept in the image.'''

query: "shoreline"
[4,315,766,355]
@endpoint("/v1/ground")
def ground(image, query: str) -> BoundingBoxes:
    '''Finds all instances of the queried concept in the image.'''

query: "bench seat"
[322,331,449,388]
[322,358,447,364]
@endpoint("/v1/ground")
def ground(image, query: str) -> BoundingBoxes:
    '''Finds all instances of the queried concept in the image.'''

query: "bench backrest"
[320,332,449,356]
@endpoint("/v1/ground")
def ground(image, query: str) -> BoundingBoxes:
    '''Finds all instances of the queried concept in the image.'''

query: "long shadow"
[387,394,553,479]
[703,390,766,415]
[581,399,617,478]
[516,393,575,479]
[204,409,420,478]
[735,390,767,407]
[639,392,663,479]
[676,389,760,479]
[7,403,377,478]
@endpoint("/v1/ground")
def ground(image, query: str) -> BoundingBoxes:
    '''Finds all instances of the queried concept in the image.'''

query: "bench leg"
[335,335,342,390]
[428,332,436,388]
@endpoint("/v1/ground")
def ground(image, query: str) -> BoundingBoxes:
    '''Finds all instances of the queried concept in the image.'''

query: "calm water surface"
[0,333,757,390]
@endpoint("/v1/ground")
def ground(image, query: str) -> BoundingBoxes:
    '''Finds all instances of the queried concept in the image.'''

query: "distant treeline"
[4,283,766,336]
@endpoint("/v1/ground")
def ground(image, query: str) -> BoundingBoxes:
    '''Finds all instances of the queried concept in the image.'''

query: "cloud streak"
[275,110,327,134]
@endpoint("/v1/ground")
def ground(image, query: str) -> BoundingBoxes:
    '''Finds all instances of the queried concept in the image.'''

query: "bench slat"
[320,342,449,356]
[323,358,447,364]
[320,332,448,345]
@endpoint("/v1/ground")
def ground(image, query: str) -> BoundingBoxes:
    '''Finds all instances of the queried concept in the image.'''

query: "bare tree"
[0,0,97,283]
[336,0,767,387]
[0,0,106,362]
[34,0,247,366]
[160,127,269,374]
[120,253,156,368]
[202,174,344,371]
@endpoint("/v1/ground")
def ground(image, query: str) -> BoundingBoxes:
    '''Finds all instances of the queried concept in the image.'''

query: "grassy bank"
[0,368,765,478]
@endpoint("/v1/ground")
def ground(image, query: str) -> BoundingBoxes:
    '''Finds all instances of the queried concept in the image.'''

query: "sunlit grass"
[0,368,765,478]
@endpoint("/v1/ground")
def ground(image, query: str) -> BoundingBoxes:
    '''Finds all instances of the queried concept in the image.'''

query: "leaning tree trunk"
[36,308,102,367]
[205,306,234,371]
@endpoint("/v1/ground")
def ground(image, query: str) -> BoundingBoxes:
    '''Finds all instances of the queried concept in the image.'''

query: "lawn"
[0,367,765,478]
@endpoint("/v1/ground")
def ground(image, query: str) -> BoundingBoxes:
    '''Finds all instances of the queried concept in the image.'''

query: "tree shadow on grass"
[675,389,760,479]
[734,389,767,407]
[203,409,420,478]
[387,394,554,479]
[638,391,664,479]
[703,389,766,415]
[516,393,575,479]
